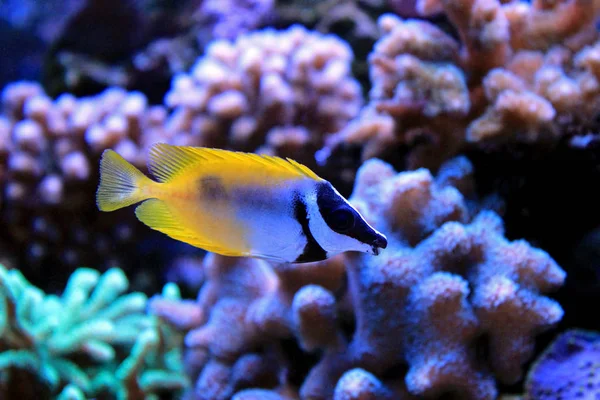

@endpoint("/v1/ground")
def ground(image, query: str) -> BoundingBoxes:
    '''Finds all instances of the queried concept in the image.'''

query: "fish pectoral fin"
[134,199,248,257]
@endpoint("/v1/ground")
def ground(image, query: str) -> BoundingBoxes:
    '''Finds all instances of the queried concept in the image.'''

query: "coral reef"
[0,21,368,285]
[464,141,600,335]
[524,329,600,400]
[316,13,473,172]
[0,264,188,399]
[163,24,363,175]
[318,0,600,172]
[0,81,172,289]
[1,1,596,398]
[274,0,392,86]
[150,156,566,400]
[43,0,280,102]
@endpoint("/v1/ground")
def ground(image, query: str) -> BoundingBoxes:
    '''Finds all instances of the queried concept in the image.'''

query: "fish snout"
[369,235,388,256]
[373,235,387,250]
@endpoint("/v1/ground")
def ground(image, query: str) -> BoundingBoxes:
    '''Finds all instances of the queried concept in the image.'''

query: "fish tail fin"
[96,149,155,212]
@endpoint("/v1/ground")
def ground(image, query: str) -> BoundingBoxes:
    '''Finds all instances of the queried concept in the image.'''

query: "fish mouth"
[370,235,387,256]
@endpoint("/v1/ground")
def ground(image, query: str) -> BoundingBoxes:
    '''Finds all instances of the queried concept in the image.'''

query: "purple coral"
[150,254,290,399]
[0,81,171,279]
[339,159,565,397]
[525,329,600,400]
[164,24,362,170]
[319,0,600,172]
[150,156,565,400]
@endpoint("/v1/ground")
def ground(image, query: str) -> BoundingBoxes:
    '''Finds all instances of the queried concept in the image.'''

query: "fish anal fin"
[134,199,248,257]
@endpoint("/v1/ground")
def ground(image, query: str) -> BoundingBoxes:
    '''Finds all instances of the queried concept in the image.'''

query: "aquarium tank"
[1,0,599,399]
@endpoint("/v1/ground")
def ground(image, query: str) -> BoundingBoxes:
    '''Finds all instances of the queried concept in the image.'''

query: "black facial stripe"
[293,194,327,263]
[316,182,382,245]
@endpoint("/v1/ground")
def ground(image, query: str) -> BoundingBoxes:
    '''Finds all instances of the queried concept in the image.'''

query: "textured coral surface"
[318,0,600,173]
[151,157,566,400]
[164,23,363,174]
[0,81,170,290]
[2,1,598,398]
[525,329,600,400]
[0,264,187,399]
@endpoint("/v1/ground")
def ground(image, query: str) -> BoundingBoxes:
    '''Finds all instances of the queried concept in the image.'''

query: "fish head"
[305,182,388,258]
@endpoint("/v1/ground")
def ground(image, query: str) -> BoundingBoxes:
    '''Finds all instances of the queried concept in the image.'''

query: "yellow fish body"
[96,143,387,263]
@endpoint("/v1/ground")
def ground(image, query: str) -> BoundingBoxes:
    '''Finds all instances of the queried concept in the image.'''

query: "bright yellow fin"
[96,150,154,212]
[134,198,250,257]
[147,143,323,183]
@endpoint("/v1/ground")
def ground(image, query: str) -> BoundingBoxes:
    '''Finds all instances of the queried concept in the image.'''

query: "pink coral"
[163,24,363,172]
[0,23,366,281]
[318,0,600,171]
[0,81,171,280]
[150,156,565,400]
[318,14,471,172]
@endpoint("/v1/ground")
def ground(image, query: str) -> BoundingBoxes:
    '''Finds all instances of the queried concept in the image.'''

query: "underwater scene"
[1,0,600,399]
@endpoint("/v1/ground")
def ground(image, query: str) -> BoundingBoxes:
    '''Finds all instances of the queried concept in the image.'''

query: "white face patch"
[303,188,374,256]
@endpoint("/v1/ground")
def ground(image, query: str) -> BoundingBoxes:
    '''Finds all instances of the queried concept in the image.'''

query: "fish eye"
[327,207,355,232]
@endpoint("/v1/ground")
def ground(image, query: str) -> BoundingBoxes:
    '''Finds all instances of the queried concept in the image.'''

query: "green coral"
[0,265,189,399]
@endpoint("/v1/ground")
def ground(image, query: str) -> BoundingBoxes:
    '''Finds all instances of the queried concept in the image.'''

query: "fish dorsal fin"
[135,198,249,257]
[147,143,323,183]
[148,143,218,183]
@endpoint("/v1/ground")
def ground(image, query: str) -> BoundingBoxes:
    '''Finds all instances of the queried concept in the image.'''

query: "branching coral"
[0,23,366,287]
[149,253,347,399]
[150,156,566,400]
[317,14,472,172]
[0,81,172,284]
[318,0,600,172]
[163,24,363,174]
[0,264,188,399]
[274,0,390,85]
[466,41,600,142]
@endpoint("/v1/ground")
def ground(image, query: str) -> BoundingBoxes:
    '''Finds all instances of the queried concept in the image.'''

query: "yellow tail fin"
[96,149,155,212]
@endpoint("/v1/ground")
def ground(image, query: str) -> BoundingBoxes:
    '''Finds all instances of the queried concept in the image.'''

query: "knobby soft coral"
[0,264,188,399]
[150,156,566,400]
[299,158,565,399]
[318,0,600,172]
[163,24,363,174]
[467,41,600,142]
[317,14,472,172]
[0,81,174,278]
[149,253,347,400]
